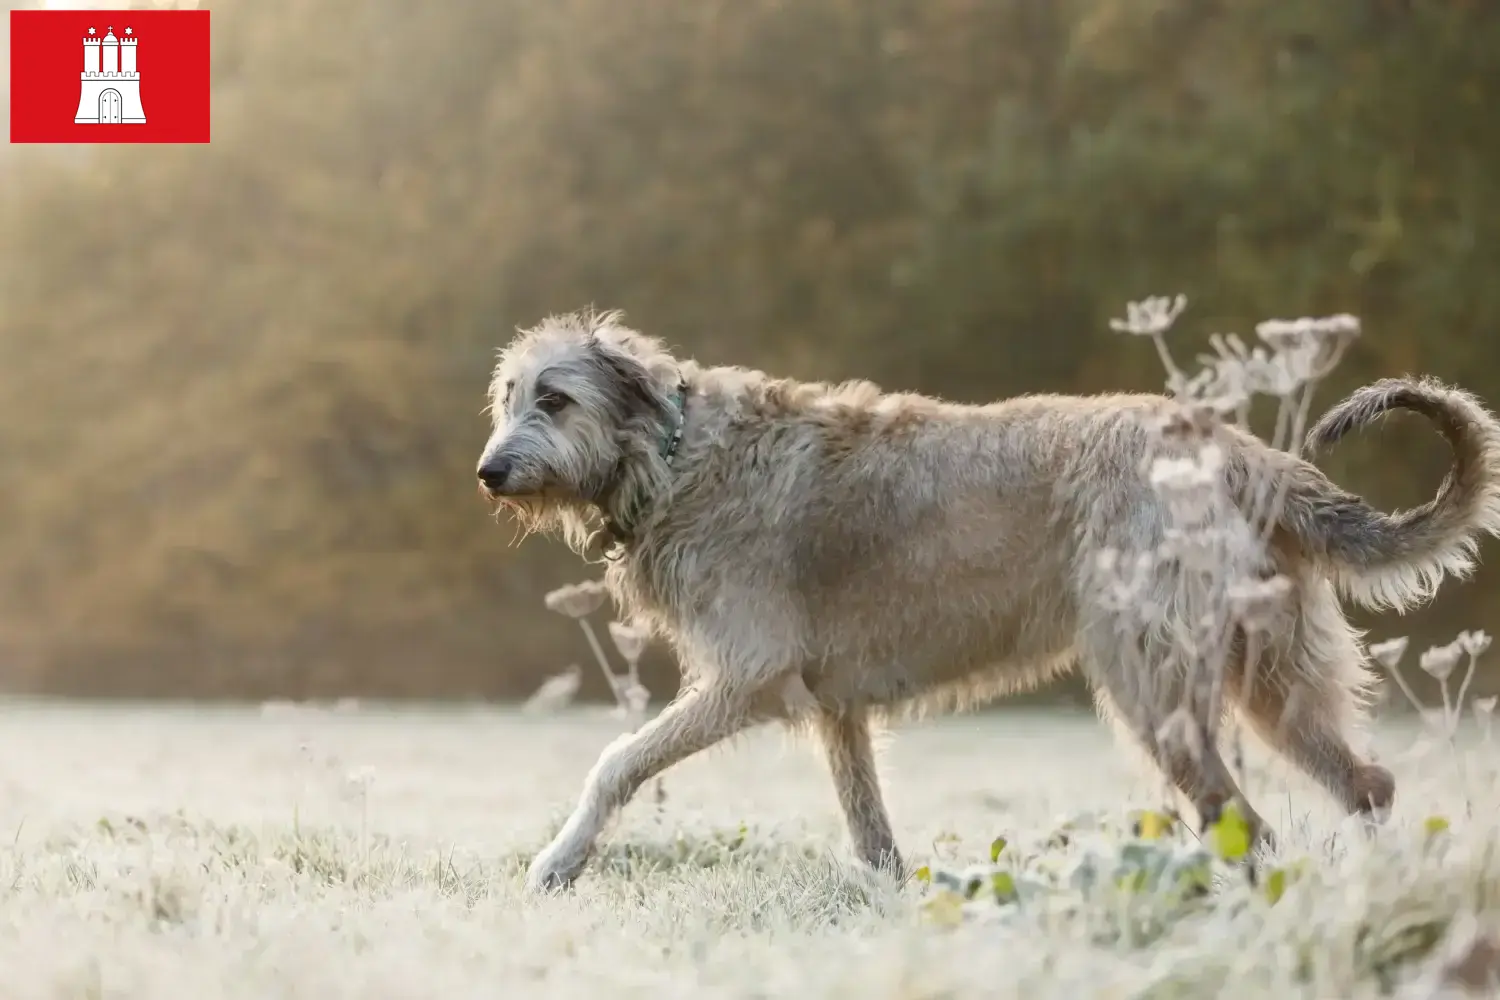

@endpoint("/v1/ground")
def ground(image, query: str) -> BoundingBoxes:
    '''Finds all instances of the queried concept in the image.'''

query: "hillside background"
[2,0,1498,704]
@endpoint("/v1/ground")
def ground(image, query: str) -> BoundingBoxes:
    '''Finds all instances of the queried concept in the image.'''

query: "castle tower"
[74,25,146,124]
[83,27,100,74]
[100,26,118,74]
[120,29,138,74]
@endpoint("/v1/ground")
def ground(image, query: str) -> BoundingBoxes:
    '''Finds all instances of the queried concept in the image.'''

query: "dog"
[476,309,1500,893]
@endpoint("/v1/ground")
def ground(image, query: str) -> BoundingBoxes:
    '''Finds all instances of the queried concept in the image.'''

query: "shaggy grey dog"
[476,310,1500,893]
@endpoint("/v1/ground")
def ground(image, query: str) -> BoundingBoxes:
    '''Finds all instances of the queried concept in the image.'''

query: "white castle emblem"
[74,25,146,125]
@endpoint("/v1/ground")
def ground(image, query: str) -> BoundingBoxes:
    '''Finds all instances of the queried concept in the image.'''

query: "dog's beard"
[484,489,593,547]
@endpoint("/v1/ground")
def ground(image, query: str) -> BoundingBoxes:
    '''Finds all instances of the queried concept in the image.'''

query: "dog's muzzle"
[477,456,513,494]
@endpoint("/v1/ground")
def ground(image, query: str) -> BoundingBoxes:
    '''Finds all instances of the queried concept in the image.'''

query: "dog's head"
[477,310,680,546]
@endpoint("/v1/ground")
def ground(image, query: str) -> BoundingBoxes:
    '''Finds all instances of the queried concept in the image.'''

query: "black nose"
[477,457,512,490]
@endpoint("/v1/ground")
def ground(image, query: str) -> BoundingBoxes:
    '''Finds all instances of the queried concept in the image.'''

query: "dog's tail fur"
[1272,376,1500,612]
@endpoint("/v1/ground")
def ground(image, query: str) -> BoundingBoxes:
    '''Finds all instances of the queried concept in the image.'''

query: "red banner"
[10,8,210,144]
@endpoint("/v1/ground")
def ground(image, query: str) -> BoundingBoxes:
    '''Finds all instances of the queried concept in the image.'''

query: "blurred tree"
[0,0,1496,702]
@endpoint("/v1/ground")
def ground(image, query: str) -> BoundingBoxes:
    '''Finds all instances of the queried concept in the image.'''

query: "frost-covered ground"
[0,701,1494,999]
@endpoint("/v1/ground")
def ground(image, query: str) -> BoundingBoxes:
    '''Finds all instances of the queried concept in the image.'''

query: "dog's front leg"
[527,680,757,893]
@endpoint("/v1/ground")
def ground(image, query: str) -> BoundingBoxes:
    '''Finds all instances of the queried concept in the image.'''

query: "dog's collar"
[659,378,689,463]
[600,376,689,551]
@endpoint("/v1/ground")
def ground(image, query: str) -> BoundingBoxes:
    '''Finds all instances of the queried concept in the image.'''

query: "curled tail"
[1275,376,1500,612]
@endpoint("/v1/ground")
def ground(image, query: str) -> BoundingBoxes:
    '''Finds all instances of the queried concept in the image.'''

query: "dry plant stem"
[1454,653,1480,722]
[1150,331,1240,757]
[1148,331,1184,390]
[1244,385,1303,542]
[1384,661,1431,715]
[576,618,625,705]
[1249,330,1355,544]
[1256,384,1319,545]
[1230,629,1265,767]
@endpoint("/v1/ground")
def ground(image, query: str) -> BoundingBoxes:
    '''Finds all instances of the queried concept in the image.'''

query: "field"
[0,701,1495,999]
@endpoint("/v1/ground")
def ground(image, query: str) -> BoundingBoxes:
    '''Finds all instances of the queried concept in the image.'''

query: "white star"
[88,27,96,35]
[124,27,132,36]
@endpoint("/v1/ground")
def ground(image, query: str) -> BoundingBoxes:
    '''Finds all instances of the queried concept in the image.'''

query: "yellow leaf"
[1424,816,1451,838]
[913,865,932,884]
[1209,802,1252,861]
[1133,809,1175,840]
[989,836,1008,862]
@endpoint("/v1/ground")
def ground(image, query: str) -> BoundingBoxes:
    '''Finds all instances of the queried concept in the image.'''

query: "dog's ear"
[586,336,673,425]
[589,319,677,380]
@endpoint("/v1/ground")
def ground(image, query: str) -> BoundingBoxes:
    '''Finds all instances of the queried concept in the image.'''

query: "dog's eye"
[537,392,570,415]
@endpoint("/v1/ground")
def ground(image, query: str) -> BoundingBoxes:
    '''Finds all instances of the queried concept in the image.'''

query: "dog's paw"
[525,845,586,895]
[525,868,575,895]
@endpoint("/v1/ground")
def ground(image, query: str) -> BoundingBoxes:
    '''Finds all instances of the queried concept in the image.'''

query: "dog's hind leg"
[813,708,903,875]
[1084,624,1275,851]
[526,680,760,893]
[1227,595,1394,822]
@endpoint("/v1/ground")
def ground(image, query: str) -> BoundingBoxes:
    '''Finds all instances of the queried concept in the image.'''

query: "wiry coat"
[476,312,1500,893]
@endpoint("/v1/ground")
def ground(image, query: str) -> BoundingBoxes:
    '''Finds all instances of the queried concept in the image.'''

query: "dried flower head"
[1474,696,1497,721]
[1254,314,1361,348]
[1109,295,1188,337]
[1420,640,1464,683]
[523,664,582,714]
[1089,548,1157,615]
[1253,315,1361,388]
[1148,445,1228,528]
[607,621,650,665]
[1149,455,1215,494]
[1227,574,1293,632]
[1184,343,1253,417]
[1151,402,1221,443]
[543,580,609,618]
[1367,637,1410,671]
[1459,629,1493,658]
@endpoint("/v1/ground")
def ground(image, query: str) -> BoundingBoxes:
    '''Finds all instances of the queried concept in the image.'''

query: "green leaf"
[990,870,1017,902]
[1208,802,1252,861]
[1264,866,1288,905]
[913,865,931,884]
[989,836,1008,862]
